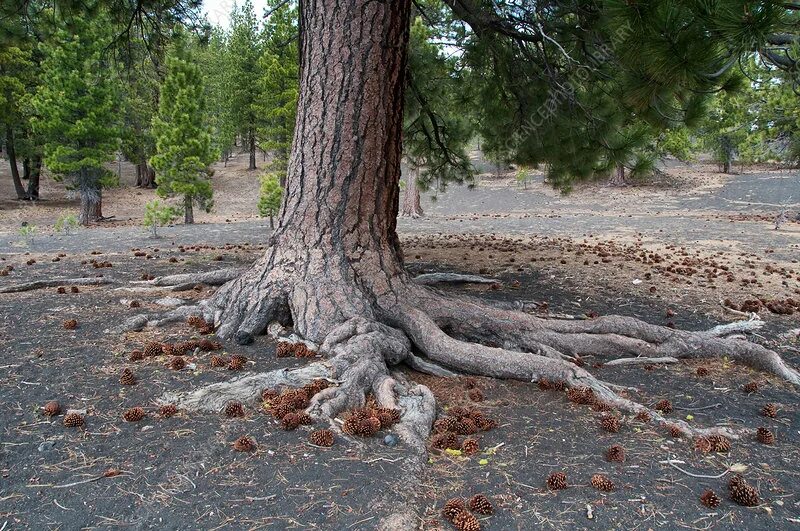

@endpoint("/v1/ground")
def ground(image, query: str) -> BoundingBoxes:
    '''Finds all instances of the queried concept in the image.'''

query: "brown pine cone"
[728,475,759,506]
[431,432,459,450]
[607,444,625,462]
[476,416,497,432]
[546,471,567,490]
[762,403,777,418]
[129,350,144,362]
[468,493,493,515]
[448,406,469,419]
[122,407,145,422]
[742,381,759,394]
[468,389,484,402]
[700,489,720,508]
[281,412,302,430]
[708,434,731,452]
[294,343,315,358]
[566,387,594,405]
[159,404,178,418]
[694,437,712,453]
[224,401,245,418]
[42,401,61,417]
[70,286,80,293]
[169,356,186,371]
[228,355,247,370]
[261,388,279,402]
[162,343,174,356]
[434,417,459,433]
[309,429,334,447]
[635,410,651,423]
[270,402,295,420]
[600,415,620,433]
[63,412,84,427]
[452,511,481,531]
[233,435,255,452]
[655,399,673,413]
[695,366,709,377]
[57,286,67,294]
[756,427,775,445]
[63,319,78,330]
[275,342,293,358]
[590,474,614,492]
[441,498,465,521]
[668,424,683,438]
[119,368,137,385]
[187,315,206,328]
[143,341,163,357]
[461,438,479,455]
[198,339,221,352]
[210,355,228,368]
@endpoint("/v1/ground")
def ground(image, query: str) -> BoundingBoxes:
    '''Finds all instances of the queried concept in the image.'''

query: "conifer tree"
[199,27,237,165]
[254,0,299,185]
[0,45,34,200]
[150,31,217,224]
[228,0,262,170]
[30,22,120,224]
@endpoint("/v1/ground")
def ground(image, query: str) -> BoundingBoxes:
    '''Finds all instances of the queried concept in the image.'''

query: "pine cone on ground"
[452,511,481,531]
[431,432,459,450]
[233,435,255,452]
[224,401,245,418]
[461,438,479,455]
[123,407,145,422]
[162,343,174,356]
[607,444,625,462]
[63,319,78,330]
[696,367,709,377]
[592,401,613,413]
[700,489,720,508]
[448,406,469,419]
[120,368,137,385]
[762,403,777,418]
[600,416,620,433]
[635,410,651,423]
[270,402,295,420]
[309,429,335,447]
[174,340,199,355]
[590,474,614,492]
[728,475,759,506]
[261,389,279,402]
[281,412,302,430]
[441,498,465,521]
[756,427,775,445]
[143,341,163,357]
[43,401,61,417]
[546,472,567,490]
[57,286,66,294]
[742,381,759,394]
[294,343,315,358]
[566,387,594,405]
[63,412,84,427]
[199,324,214,335]
[187,315,206,328]
[169,356,186,371]
[304,379,330,396]
[129,350,144,362]
[198,339,222,352]
[468,389,484,402]
[129,300,141,308]
[655,399,673,413]
[228,355,247,370]
[276,342,293,358]
[708,434,731,452]
[694,437,712,453]
[70,286,80,293]
[668,424,683,438]
[468,494,493,515]
[159,404,178,417]
[210,355,228,368]
[434,417,459,433]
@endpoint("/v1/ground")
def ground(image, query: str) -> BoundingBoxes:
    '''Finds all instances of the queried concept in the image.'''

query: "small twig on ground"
[659,460,730,479]
[675,403,722,412]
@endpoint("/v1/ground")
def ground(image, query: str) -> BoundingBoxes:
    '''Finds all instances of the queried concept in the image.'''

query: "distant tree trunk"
[136,162,156,188]
[720,136,734,174]
[5,127,28,199]
[184,195,194,224]
[401,164,423,218]
[26,155,41,200]
[609,164,626,186]
[79,189,102,225]
[249,133,257,170]
[269,213,274,229]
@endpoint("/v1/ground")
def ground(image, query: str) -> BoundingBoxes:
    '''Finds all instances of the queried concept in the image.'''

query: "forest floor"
[0,155,799,529]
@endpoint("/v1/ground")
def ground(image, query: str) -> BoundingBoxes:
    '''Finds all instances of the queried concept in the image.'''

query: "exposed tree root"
[412,272,498,285]
[604,356,679,367]
[136,267,246,290]
[0,277,114,294]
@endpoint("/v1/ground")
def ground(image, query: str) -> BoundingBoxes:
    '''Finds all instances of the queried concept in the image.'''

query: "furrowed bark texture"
[401,164,423,218]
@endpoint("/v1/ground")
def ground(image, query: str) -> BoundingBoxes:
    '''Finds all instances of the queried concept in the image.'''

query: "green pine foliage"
[143,199,179,237]
[29,21,120,223]
[199,27,237,162]
[228,0,262,168]
[150,31,217,224]
[258,173,283,228]
[255,0,299,182]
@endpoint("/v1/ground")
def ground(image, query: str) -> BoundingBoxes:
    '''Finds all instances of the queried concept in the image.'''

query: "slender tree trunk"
[184,195,194,224]
[5,127,27,200]
[401,163,423,218]
[22,158,30,180]
[79,189,103,225]
[609,163,626,186]
[26,155,41,200]
[136,162,156,188]
[249,133,256,170]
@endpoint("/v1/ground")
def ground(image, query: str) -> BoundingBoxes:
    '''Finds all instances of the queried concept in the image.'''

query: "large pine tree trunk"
[401,164,424,217]
[78,189,102,225]
[136,162,156,188]
[5,127,28,200]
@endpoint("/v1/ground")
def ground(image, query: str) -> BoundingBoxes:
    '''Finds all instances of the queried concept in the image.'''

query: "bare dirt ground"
[1,156,799,529]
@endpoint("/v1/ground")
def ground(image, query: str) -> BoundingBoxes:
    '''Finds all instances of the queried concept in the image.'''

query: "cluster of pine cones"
[430,407,497,453]
[309,429,335,447]
[693,434,731,454]
[263,380,330,430]
[342,405,401,437]
[442,494,493,530]
[187,315,214,335]
[275,341,316,358]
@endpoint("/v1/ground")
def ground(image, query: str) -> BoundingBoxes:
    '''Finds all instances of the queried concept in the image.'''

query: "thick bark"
[78,188,103,226]
[184,195,194,224]
[248,133,256,170]
[609,163,625,186]
[136,162,156,188]
[400,164,424,218]
[5,127,27,200]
